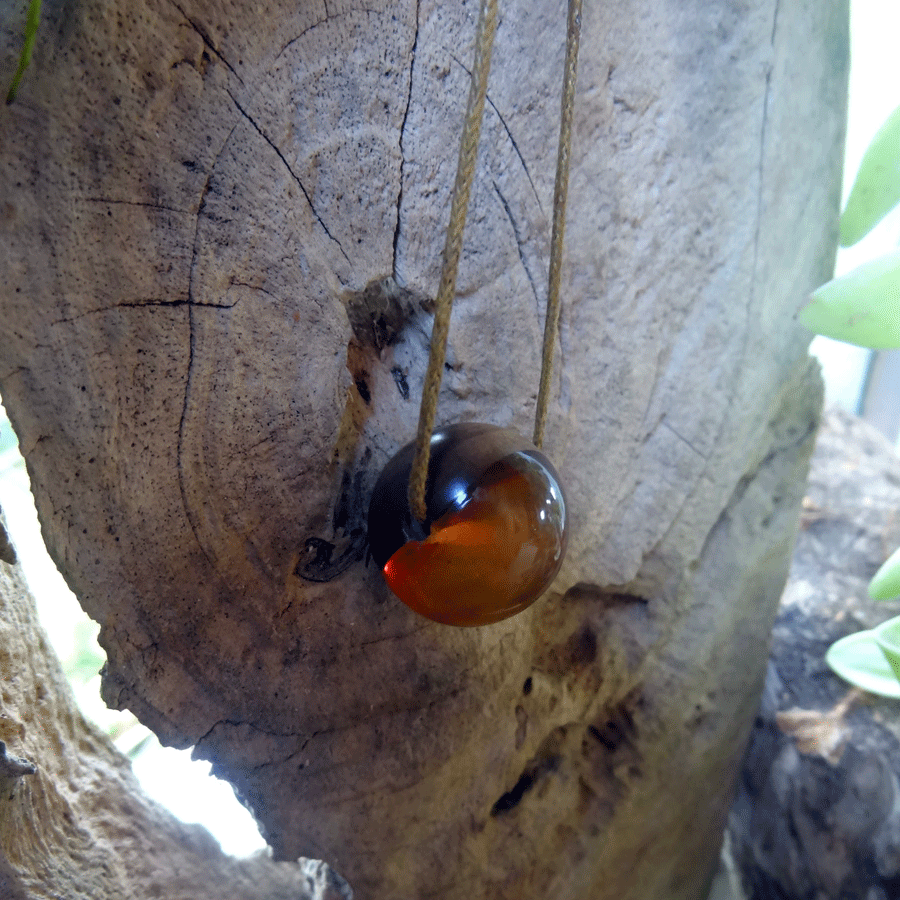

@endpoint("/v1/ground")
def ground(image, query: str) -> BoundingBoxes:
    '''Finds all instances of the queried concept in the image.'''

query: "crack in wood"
[493,180,541,308]
[743,0,780,406]
[392,0,420,281]
[48,297,241,327]
[226,89,350,264]
[77,197,192,215]
[274,6,382,62]
[177,170,216,566]
[659,417,707,461]
[166,0,245,84]
[449,52,545,219]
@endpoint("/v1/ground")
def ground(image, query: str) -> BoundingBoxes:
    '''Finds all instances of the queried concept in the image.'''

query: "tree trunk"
[0,1,847,898]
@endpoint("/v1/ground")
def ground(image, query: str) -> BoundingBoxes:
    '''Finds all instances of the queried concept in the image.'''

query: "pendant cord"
[533,0,582,450]
[407,0,499,523]
[407,0,582,521]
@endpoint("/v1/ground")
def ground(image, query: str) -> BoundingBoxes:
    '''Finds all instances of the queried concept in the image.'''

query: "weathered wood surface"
[1,1,846,898]
[730,408,900,900]
[0,513,351,900]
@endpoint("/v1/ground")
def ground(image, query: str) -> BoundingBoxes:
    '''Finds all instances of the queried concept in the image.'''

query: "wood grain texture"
[0,0,847,897]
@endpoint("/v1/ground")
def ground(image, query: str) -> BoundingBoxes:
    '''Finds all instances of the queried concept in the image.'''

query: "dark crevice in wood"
[392,0,420,282]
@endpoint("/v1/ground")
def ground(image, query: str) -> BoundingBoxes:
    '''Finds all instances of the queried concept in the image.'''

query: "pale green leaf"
[826,629,900,697]
[869,544,900,601]
[840,104,900,247]
[875,617,900,686]
[798,250,900,348]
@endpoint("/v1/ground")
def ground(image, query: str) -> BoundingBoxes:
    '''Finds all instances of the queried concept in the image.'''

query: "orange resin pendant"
[368,423,568,626]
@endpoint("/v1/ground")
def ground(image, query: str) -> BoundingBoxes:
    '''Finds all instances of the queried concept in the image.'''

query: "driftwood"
[1,1,847,897]
[730,408,900,900]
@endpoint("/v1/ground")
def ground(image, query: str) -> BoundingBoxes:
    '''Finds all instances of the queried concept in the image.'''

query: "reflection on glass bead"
[367,423,568,626]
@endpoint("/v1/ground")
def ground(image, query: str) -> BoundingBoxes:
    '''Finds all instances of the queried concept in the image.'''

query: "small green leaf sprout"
[6,0,41,105]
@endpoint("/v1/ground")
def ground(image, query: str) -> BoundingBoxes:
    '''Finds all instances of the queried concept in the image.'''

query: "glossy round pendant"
[368,423,568,626]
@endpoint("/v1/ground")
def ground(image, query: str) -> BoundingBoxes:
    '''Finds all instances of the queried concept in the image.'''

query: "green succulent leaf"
[798,250,900,348]
[840,104,900,247]
[825,629,900,697]
[875,617,900,686]
[869,544,900,601]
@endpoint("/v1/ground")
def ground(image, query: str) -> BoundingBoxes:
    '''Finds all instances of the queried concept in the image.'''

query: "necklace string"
[534,0,582,449]
[408,0,582,523]
[407,0,499,523]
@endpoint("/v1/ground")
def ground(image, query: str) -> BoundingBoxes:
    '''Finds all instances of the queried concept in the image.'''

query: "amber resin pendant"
[368,423,568,626]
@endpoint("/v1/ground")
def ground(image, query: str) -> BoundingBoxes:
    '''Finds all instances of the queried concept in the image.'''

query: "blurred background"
[813,0,900,445]
[1,0,898,863]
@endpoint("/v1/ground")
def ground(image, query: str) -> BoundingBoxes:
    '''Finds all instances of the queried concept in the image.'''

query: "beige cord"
[534,0,582,450]
[407,0,499,523]
[408,0,582,520]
